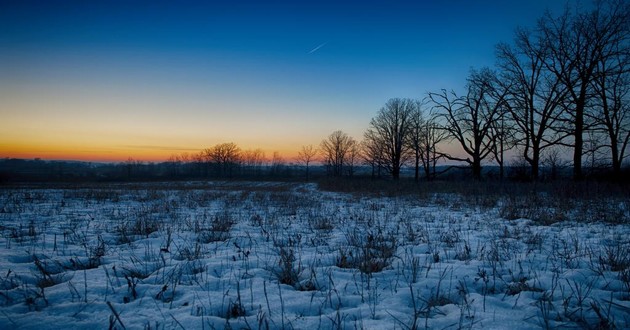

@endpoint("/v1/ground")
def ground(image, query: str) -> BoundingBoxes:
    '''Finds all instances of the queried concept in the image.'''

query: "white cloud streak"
[308,42,328,54]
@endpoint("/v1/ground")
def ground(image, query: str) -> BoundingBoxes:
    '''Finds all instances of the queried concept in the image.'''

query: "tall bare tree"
[406,106,447,181]
[420,112,448,181]
[406,106,425,182]
[488,105,515,180]
[362,128,386,179]
[496,27,569,180]
[430,68,508,180]
[320,130,356,177]
[591,33,630,175]
[297,145,318,181]
[539,0,630,179]
[366,98,416,180]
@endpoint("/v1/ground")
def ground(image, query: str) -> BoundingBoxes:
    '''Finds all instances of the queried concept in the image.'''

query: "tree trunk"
[573,100,584,181]
[472,160,482,180]
[531,154,539,181]
[531,145,540,180]
[414,154,419,182]
[392,166,400,180]
[611,139,621,175]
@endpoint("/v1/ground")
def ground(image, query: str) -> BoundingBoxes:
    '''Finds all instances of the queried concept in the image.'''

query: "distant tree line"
[164,143,297,180]
[0,145,304,182]
[320,0,629,181]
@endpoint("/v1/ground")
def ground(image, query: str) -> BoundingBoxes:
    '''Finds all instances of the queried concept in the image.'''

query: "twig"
[106,301,127,330]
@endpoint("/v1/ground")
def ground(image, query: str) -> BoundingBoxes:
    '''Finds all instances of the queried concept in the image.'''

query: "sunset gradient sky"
[0,0,569,162]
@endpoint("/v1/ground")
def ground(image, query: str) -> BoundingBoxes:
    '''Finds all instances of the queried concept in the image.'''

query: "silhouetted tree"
[125,157,134,180]
[361,129,386,179]
[167,154,181,178]
[406,106,447,181]
[366,98,416,179]
[423,111,448,181]
[192,151,206,177]
[320,130,356,177]
[591,43,630,175]
[406,105,425,182]
[430,68,509,180]
[296,145,317,181]
[345,140,361,177]
[241,149,266,177]
[496,28,569,180]
[269,151,285,176]
[539,0,630,180]
[206,142,241,178]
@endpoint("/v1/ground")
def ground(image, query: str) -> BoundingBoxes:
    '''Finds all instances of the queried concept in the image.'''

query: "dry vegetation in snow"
[0,181,629,329]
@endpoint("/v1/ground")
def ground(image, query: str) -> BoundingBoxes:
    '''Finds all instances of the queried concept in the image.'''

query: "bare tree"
[591,43,630,175]
[429,68,508,180]
[488,106,515,180]
[192,151,206,177]
[206,142,241,178]
[406,106,425,182]
[421,112,448,181]
[366,98,416,180]
[167,154,182,178]
[361,128,386,179]
[320,130,356,177]
[297,145,318,181]
[345,140,361,177]
[241,149,266,176]
[541,147,569,181]
[406,106,447,181]
[269,151,285,176]
[496,27,569,180]
[539,0,630,180]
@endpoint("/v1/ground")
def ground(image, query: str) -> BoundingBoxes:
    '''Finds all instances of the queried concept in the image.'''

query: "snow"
[0,182,628,329]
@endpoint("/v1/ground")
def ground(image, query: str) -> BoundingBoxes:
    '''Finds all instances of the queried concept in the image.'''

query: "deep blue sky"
[0,0,571,161]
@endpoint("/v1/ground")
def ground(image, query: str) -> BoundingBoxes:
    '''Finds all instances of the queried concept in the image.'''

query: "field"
[0,181,629,329]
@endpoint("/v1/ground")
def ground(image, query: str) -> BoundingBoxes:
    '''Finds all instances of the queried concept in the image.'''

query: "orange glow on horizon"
[0,143,305,164]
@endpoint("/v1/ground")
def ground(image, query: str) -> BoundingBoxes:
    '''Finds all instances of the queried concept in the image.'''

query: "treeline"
[321,1,630,181]
[0,151,308,183]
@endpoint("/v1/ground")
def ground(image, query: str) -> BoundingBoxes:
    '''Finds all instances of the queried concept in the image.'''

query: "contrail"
[308,42,328,54]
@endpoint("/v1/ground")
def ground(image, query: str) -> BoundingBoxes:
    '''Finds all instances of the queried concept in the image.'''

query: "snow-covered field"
[0,181,628,329]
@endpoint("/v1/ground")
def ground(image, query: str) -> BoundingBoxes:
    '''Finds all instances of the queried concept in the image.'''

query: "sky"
[0,0,571,162]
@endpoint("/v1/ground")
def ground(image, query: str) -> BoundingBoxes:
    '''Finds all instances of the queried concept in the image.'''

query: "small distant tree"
[206,142,241,178]
[242,149,266,176]
[125,157,134,180]
[269,151,285,176]
[320,130,356,177]
[296,145,318,181]
[167,154,182,178]
[542,148,569,181]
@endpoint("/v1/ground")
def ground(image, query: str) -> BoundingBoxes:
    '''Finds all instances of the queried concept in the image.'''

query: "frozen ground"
[0,181,628,329]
